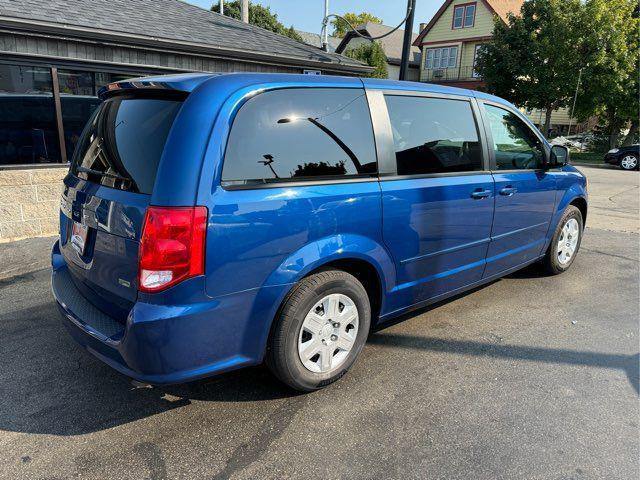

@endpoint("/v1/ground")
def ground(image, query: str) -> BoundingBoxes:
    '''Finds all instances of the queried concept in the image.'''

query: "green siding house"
[413,0,578,134]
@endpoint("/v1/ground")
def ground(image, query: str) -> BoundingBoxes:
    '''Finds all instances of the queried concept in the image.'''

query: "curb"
[570,162,615,169]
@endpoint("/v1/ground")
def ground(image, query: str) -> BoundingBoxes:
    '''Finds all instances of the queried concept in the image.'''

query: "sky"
[183,0,441,35]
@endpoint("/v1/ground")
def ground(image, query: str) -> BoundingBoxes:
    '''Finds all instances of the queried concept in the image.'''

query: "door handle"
[471,189,492,199]
[499,186,518,196]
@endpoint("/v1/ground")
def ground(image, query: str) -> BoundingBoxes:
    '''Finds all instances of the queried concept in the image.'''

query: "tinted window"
[483,104,545,170]
[71,96,183,194]
[222,88,376,184]
[384,95,483,175]
[0,65,60,165]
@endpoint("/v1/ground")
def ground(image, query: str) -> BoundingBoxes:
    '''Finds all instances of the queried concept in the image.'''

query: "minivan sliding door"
[370,90,495,313]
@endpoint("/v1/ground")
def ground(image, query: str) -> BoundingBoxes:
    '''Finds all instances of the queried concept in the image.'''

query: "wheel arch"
[255,234,395,362]
[569,196,588,225]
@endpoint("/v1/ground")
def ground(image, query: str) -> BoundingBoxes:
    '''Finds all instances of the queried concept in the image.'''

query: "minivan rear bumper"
[51,240,267,384]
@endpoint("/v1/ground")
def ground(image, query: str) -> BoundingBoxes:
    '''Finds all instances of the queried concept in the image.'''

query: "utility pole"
[220,0,224,16]
[399,0,416,81]
[567,67,583,137]
[322,0,329,52]
[241,0,248,23]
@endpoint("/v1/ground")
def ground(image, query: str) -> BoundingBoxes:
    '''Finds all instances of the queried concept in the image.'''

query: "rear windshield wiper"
[76,166,130,183]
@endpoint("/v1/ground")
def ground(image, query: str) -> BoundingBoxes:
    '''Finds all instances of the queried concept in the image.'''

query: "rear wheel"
[266,270,371,392]
[542,205,583,275]
[620,154,638,170]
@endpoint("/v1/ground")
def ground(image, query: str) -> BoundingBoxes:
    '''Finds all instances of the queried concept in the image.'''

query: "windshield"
[70,96,183,194]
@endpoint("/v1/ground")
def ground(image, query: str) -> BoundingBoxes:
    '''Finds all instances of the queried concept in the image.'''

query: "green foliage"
[343,42,388,78]
[211,1,304,43]
[475,0,639,141]
[574,0,639,147]
[475,0,585,135]
[331,12,383,38]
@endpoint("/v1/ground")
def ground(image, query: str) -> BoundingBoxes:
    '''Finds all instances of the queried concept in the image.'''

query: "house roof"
[0,0,371,74]
[335,22,421,66]
[413,0,524,46]
[295,30,342,53]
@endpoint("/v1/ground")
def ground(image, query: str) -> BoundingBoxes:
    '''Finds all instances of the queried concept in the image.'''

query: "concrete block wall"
[0,167,67,242]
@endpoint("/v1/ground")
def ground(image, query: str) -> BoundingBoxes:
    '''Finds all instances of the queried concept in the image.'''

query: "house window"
[425,46,459,69]
[472,44,485,78]
[453,3,476,29]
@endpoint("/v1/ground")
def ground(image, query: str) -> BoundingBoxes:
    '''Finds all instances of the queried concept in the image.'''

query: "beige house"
[413,0,578,133]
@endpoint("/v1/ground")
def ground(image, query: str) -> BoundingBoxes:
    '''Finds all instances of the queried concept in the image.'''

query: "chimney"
[419,22,427,32]
[241,0,249,23]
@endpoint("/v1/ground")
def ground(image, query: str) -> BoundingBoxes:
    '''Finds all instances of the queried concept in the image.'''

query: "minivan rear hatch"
[60,91,185,322]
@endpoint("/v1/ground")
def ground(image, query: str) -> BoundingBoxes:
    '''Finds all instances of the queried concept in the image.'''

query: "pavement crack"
[608,185,639,203]
[212,396,307,480]
[581,247,639,263]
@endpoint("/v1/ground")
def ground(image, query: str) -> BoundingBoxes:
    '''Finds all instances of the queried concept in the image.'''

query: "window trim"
[477,99,551,172]
[424,45,459,70]
[371,90,490,178]
[452,2,477,30]
[219,86,379,190]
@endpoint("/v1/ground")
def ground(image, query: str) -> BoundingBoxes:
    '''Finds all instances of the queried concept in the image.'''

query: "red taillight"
[138,206,207,293]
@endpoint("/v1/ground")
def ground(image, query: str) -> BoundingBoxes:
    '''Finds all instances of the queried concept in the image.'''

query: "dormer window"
[453,3,476,29]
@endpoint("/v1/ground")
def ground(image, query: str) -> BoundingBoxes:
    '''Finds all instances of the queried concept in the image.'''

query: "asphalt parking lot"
[0,165,637,480]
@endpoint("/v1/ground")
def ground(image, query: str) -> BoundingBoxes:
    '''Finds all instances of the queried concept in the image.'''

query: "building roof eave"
[0,16,374,74]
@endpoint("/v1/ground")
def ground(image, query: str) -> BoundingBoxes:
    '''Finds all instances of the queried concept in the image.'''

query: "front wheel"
[266,269,371,392]
[620,154,638,170]
[542,205,583,275]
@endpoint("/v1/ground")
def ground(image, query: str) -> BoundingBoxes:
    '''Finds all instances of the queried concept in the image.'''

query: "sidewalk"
[0,236,56,281]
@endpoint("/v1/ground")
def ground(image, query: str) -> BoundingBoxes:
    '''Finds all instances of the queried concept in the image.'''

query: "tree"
[211,1,304,43]
[574,0,639,148]
[331,12,383,38]
[343,42,388,79]
[474,0,586,136]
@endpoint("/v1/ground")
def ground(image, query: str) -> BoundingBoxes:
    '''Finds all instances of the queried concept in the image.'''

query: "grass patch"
[571,151,605,164]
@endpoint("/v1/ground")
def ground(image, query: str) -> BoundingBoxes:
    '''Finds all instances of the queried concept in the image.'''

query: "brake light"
[138,206,207,292]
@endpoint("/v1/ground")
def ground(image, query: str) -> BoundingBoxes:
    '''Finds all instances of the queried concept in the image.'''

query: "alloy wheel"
[621,155,638,170]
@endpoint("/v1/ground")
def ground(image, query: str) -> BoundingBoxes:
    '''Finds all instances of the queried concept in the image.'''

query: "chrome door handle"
[499,186,518,196]
[471,189,491,199]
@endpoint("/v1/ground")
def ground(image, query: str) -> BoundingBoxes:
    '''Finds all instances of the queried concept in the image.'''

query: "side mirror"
[550,145,570,167]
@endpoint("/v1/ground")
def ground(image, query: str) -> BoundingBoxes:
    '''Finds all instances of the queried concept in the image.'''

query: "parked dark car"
[51,73,588,391]
[604,144,639,170]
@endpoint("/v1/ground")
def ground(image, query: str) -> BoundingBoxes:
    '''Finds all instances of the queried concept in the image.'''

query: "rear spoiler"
[98,81,190,101]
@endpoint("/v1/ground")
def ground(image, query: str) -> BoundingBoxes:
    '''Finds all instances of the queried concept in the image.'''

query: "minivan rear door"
[59,93,184,321]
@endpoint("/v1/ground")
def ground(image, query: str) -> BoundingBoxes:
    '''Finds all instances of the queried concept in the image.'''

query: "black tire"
[620,153,639,171]
[266,269,371,392]
[542,205,583,275]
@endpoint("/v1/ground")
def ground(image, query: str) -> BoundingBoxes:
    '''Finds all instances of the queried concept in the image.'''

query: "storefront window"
[60,70,137,161]
[0,65,60,165]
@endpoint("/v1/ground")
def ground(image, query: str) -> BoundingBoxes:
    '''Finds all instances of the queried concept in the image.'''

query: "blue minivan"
[52,73,587,391]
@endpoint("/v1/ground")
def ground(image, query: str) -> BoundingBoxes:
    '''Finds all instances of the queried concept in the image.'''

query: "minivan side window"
[483,104,545,170]
[222,88,377,185]
[384,95,483,175]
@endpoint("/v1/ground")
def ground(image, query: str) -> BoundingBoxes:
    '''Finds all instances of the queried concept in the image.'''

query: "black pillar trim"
[50,66,67,163]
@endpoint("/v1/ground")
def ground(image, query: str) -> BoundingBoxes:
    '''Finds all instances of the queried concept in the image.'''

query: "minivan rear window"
[70,95,183,194]
[222,88,377,186]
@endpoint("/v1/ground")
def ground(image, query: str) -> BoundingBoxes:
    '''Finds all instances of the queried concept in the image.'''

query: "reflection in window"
[71,97,183,194]
[59,70,138,161]
[384,95,483,175]
[0,65,60,165]
[222,88,377,184]
[483,104,544,170]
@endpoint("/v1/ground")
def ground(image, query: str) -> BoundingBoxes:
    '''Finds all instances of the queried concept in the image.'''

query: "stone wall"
[0,167,67,242]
